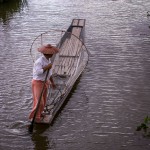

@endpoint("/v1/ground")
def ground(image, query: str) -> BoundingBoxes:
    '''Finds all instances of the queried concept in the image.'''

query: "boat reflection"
[31,124,55,150]
[0,0,28,24]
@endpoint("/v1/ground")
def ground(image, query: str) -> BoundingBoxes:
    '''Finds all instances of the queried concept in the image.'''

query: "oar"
[28,69,50,133]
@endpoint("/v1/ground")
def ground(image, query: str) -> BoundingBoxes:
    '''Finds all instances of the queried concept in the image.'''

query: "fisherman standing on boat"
[29,44,59,122]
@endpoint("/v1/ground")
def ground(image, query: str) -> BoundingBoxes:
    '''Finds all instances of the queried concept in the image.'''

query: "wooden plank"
[68,35,79,56]
[66,57,74,75]
[70,57,79,76]
[67,38,74,56]
[55,56,79,76]
[59,27,82,57]
[71,37,82,56]
[54,44,82,75]
[61,57,68,74]
[60,39,70,55]
[78,19,85,27]
[56,57,61,75]
[72,27,81,37]
[60,37,77,56]
[63,42,70,56]
[58,57,64,75]
[72,19,78,26]
[63,57,74,75]
[69,57,79,76]
[76,40,83,55]
[60,38,73,56]
[59,57,70,75]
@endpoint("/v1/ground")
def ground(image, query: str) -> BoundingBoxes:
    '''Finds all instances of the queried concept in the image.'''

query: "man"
[29,44,59,122]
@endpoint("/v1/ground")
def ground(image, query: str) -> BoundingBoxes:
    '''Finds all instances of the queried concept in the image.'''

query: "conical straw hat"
[38,44,59,54]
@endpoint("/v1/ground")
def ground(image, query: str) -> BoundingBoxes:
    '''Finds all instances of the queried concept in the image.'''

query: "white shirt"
[33,55,52,81]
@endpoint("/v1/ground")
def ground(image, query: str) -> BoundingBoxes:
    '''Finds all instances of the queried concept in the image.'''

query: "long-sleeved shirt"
[33,55,52,81]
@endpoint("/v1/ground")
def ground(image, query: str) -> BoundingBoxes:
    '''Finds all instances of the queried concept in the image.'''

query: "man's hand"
[43,63,52,72]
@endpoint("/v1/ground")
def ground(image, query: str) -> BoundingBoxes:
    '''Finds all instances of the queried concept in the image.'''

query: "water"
[0,0,150,149]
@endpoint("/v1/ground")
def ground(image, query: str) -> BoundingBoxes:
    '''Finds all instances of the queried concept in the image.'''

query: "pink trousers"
[29,79,49,121]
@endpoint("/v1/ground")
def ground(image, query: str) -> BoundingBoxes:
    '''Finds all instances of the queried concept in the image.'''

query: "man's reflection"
[31,124,55,150]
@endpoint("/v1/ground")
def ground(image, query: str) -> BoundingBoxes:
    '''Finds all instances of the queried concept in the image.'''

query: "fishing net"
[30,29,66,63]
[30,29,89,62]
[29,27,90,124]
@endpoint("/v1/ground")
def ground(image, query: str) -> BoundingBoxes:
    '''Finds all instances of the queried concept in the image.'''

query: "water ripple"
[1,0,150,150]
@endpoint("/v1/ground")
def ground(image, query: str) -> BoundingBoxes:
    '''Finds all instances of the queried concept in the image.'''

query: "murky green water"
[0,0,150,149]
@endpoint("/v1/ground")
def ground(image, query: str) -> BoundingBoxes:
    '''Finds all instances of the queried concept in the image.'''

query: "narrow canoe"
[30,19,89,124]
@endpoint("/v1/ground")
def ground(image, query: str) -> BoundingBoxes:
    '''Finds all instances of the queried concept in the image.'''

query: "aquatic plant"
[136,116,150,136]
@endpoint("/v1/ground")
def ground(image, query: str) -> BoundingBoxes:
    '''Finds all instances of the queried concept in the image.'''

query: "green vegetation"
[136,116,150,136]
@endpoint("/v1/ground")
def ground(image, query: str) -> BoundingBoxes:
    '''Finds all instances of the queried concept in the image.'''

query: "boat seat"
[71,25,83,28]
[54,73,70,78]
[59,55,79,57]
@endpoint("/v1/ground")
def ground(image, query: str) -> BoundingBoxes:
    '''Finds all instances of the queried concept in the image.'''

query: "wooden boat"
[30,19,89,124]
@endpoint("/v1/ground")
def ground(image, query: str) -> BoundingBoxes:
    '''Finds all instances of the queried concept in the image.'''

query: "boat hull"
[31,19,89,124]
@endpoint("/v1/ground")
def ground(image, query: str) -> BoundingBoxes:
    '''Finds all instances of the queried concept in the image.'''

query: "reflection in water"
[31,125,55,150]
[32,135,50,150]
[0,0,28,24]
[1,0,150,149]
